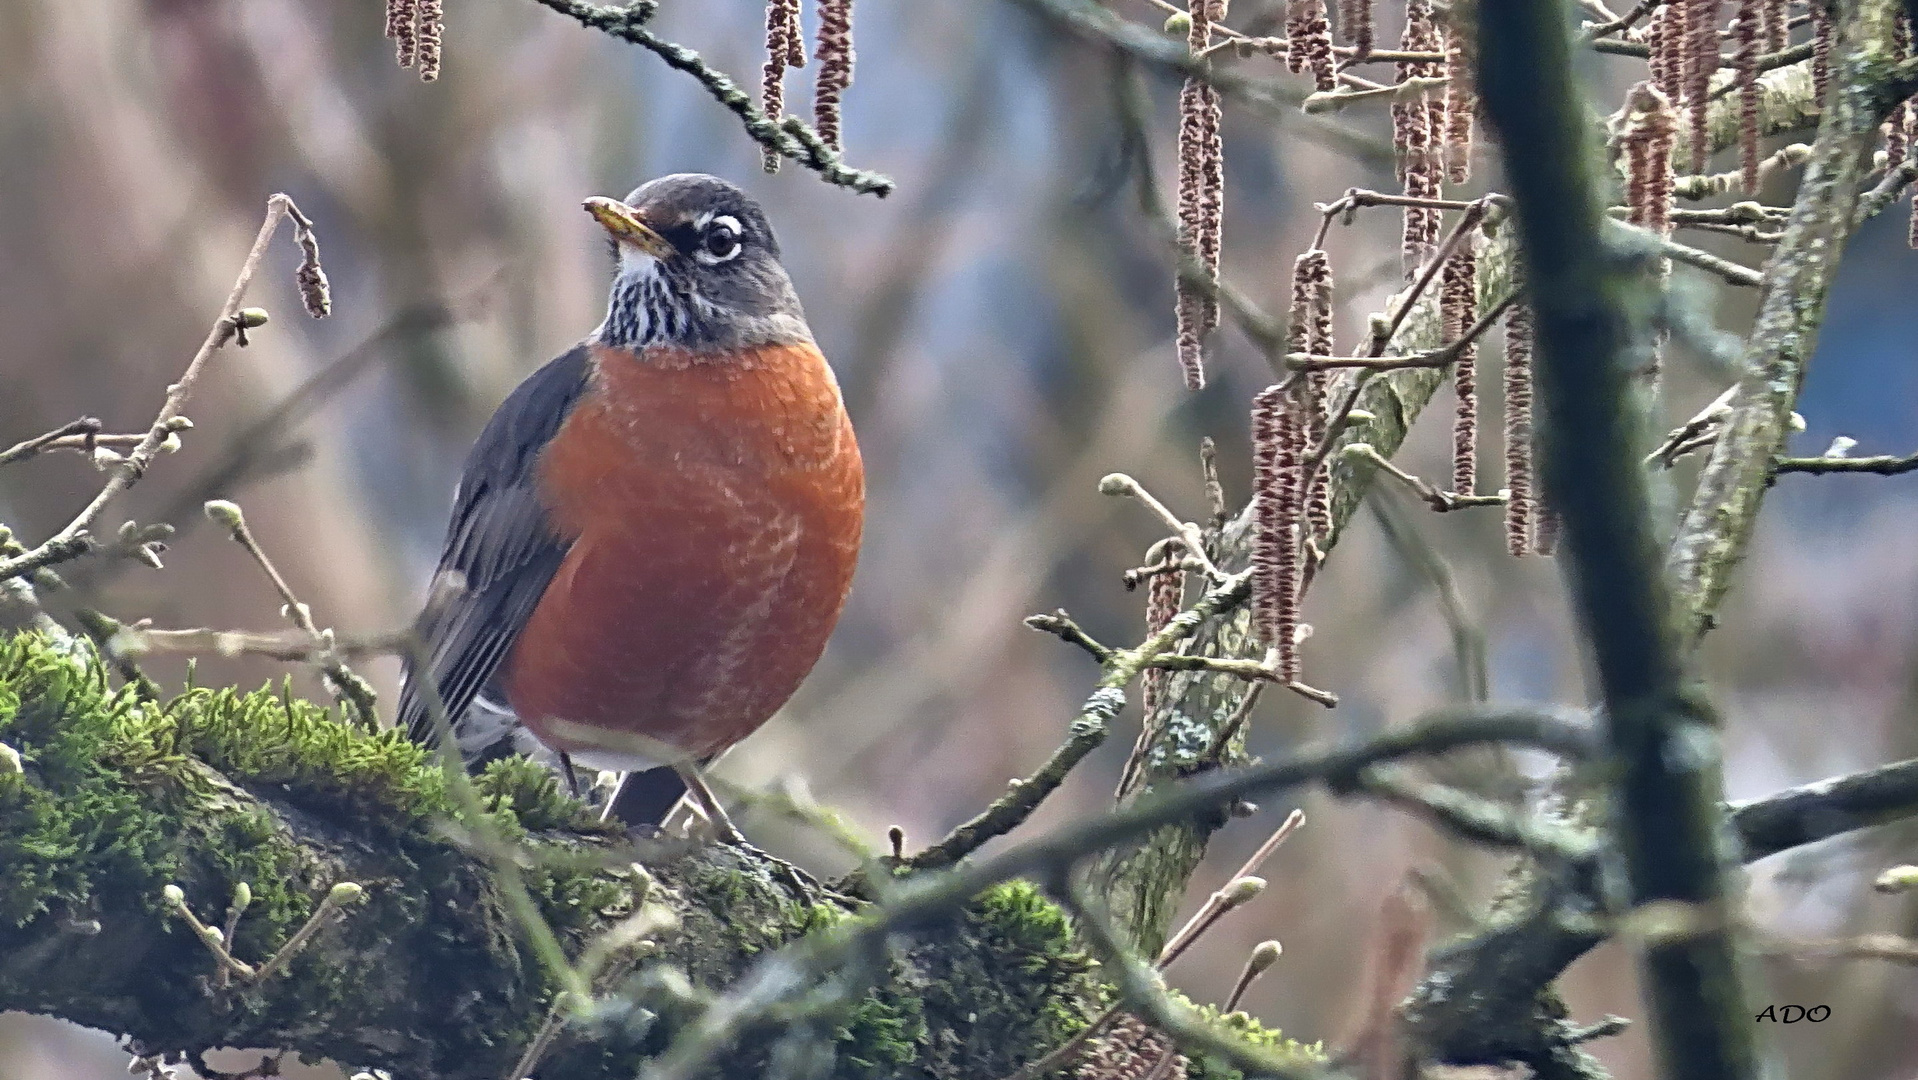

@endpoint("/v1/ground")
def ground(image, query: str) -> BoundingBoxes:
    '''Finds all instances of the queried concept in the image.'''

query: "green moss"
[0,634,177,926]
[904,881,1099,1077]
[474,755,604,833]
[1177,999,1324,1080]
[0,629,639,964]
[162,679,451,831]
[829,984,926,1080]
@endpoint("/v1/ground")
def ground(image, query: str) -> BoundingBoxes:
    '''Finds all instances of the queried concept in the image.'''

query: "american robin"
[397,173,864,827]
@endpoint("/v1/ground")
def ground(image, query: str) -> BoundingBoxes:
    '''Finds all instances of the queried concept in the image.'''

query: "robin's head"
[583,174,809,354]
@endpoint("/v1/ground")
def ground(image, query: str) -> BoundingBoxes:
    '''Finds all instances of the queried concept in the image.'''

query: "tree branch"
[0,631,1108,1080]
[525,0,894,196]
[1729,756,1918,862]
[1479,0,1758,1077]
[1666,5,1918,642]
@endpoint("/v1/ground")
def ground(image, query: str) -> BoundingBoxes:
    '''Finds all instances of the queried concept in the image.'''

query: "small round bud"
[91,446,124,470]
[1248,939,1283,972]
[0,742,21,774]
[162,884,186,907]
[237,308,271,329]
[1097,473,1130,496]
[158,433,183,454]
[205,926,224,945]
[554,989,592,1013]
[327,881,365,906]
[1164,11,1191,35]
[132,543,166,570]
[165,416,194,432]
[231,881,253,912]
[1346,409,1376,423]
[1874,865,1918,894]
[203,500,245,531]
[1221,876,1266,906]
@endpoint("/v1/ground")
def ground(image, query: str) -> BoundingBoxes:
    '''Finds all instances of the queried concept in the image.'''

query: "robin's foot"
[675,764,744,844]
[673,765,822,903]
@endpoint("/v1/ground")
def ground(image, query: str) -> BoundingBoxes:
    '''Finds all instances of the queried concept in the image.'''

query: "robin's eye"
[697,216,743,264]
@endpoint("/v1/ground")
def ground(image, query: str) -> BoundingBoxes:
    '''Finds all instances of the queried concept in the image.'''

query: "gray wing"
[397,344,592,763]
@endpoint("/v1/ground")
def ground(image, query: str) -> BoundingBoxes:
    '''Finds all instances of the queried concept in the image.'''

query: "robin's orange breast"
[502,340,863,765]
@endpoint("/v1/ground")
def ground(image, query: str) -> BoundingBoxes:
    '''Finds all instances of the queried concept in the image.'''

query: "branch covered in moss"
[1666,1,1918,642]
[0,629,1358,1080]
[0,632,1114,1079]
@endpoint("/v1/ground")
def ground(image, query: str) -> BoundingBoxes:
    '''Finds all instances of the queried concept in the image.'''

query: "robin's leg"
[673,764,743,844]
[559,752,583,799]
[596,771,626,824]
[674,761,825,902]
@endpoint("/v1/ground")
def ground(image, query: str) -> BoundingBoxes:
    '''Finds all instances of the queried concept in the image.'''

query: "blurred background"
[0,0,1915,1076]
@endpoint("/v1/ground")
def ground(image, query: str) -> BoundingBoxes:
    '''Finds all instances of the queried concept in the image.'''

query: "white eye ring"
[694,215,744,265]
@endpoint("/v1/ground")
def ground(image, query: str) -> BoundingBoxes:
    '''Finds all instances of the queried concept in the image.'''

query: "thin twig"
[1340,444,1508,512]
[1200,682,1265,763]
[0,195,322,584]
[1098,472,1227,582]
[0,418,103,467]
[1288,288,1515,372]
[109,626,412,663]
[1773,450,1918,475]
[1354,765,1599,861]
[1024,609,1116,662]
[203,501,378,728]
[252,882,365,984]
[1158,809,1305,968]
[1619,222,1767,285]
[903,572,1256,873]
[526,0,893,195]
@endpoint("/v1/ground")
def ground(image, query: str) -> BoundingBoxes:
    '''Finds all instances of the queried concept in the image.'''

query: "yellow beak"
[583,196,675,259]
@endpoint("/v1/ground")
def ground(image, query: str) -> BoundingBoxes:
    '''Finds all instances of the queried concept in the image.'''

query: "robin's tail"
[604,764,691,828]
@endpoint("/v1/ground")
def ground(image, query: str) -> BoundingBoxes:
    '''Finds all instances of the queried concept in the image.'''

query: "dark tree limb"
[1478,0,1759,1078]
[1730,756,1918,862]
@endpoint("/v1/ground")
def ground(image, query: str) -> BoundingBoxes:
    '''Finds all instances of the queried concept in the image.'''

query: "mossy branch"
[0,630,1333,1080]
[1666,0,1918,643]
